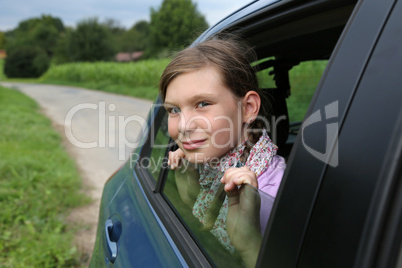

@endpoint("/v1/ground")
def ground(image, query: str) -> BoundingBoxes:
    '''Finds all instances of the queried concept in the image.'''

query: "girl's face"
[164,66,246,164]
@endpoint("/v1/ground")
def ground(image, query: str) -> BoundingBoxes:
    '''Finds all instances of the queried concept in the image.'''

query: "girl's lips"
[181,139,207,150]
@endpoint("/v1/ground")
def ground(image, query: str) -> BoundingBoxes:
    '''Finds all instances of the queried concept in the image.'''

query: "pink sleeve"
[257,155,286,233]
[257,155,286,198]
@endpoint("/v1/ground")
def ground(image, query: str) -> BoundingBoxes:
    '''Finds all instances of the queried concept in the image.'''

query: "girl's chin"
[184,154,222,166]
[185,156,209,164]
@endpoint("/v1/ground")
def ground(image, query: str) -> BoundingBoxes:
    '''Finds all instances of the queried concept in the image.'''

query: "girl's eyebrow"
[164,93,216,107]
[162,102,176,109]
[188,93,216,103]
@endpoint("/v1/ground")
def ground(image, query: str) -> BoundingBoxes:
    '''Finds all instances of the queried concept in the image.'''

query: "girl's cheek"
[167,117,179,139]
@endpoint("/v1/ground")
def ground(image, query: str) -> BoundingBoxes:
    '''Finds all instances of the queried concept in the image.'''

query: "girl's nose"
[178,111,199,134]
[178,113,187,134]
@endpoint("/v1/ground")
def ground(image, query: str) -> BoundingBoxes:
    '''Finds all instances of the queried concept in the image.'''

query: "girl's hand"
[168,148,200,208]
[168,148,185,169]
[220,166,258,191]
[221,167,261,268]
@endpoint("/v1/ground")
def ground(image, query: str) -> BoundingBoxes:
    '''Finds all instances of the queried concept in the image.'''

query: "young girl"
[159,36,286,267]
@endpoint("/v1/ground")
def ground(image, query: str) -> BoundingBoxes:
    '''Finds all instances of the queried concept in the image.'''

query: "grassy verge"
[0,59,4,80]
[0,86,88,267]
[39,59,171,100]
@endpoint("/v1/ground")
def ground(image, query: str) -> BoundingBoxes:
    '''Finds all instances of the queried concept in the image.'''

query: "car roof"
[193,0,357,63]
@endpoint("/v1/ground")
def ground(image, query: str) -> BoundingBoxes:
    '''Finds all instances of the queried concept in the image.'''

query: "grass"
[287,60,328,122]
[39,59,171,100]
[0,59,5,80]
[257,60,328,122]
[0,86,88,267]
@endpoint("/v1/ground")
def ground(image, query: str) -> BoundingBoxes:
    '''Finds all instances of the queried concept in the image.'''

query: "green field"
[0,86,88,267]
[39,59,171,100]
[287,60,327,122]
[257,60,327,122]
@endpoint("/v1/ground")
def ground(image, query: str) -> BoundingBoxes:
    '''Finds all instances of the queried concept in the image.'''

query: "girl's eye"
[197,102,210,108]
[168,106,181,114]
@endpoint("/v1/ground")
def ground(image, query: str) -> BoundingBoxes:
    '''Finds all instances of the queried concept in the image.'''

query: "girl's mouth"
[181,139,207,150]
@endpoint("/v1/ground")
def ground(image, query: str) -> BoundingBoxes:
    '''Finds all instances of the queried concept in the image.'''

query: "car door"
[90,105,190,267]
[259,0,402,267]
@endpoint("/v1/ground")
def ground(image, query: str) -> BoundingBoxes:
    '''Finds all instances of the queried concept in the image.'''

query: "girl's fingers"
[168,151,179,169]
[222,167,258,191]
[168,151,172,166]
[168,149,186,169]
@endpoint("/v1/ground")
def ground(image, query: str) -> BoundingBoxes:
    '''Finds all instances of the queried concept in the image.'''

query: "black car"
[90,0,402,267]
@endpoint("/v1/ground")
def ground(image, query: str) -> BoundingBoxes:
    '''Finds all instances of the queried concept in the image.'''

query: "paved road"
[0,82,153,261]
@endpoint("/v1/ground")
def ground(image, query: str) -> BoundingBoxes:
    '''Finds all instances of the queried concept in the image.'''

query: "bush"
[4,46,50,78]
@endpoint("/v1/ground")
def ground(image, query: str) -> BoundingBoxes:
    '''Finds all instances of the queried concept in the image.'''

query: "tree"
[3,15,64,76]
[52,27,73,64]
[65,18,115,62]
[31,23,60,56]
[5,15,64,57]
[133,20,150,36]
[0,32,5,49]
[118,28,142,52]
[148,0,208,56]
[118,20,150,53]
[132,20,150,51]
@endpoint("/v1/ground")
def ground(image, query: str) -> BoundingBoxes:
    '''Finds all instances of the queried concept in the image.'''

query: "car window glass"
[145,113,171,181]
[163,165,275,267]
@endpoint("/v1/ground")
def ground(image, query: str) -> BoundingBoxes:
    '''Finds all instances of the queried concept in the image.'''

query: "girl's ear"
[242,91,261,123]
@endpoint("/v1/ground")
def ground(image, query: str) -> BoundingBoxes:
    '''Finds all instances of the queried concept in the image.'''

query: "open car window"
[255,59,328,157]
[256,59,328,122]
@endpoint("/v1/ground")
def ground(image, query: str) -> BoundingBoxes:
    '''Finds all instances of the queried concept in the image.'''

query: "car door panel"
[298,0,402,265]
[90,159,185,267]
[258,0,398,266]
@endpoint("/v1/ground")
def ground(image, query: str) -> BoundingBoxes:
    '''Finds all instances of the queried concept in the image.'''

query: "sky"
[0,0,250,32]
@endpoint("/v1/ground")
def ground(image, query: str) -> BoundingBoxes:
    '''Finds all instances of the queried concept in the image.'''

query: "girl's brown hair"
[159,35,272,154]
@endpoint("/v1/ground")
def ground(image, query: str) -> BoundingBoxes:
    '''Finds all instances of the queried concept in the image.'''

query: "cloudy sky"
[0,0,250,31]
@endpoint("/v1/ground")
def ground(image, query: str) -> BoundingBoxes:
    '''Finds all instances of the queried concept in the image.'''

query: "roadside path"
[0,82,152,263]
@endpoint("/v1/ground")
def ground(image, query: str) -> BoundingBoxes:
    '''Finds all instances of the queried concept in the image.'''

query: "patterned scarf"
[192,130,277,253]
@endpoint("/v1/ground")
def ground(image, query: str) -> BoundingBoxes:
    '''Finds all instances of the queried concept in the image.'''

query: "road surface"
[0,82,153,263]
